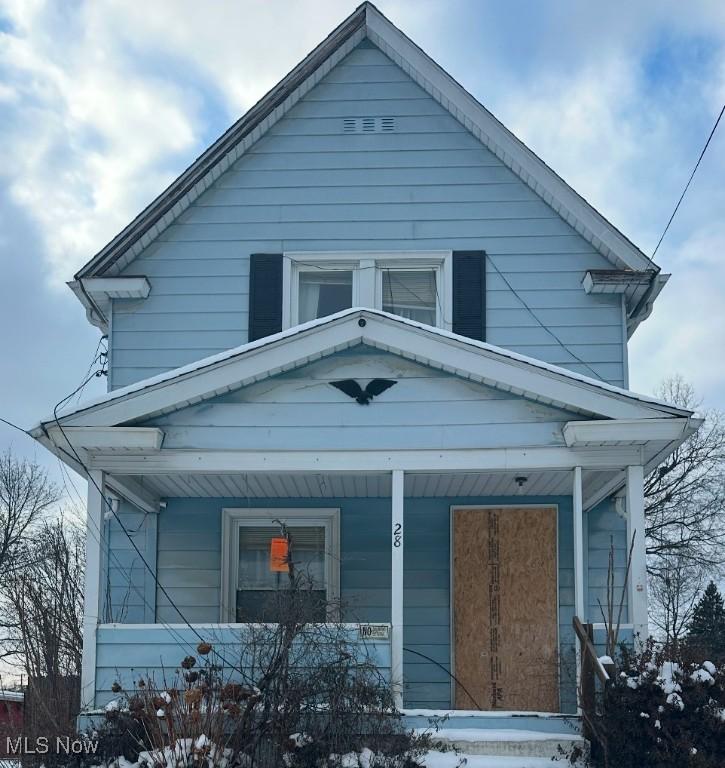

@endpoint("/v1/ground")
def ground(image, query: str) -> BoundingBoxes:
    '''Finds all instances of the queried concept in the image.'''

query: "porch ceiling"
[125,468,617,502]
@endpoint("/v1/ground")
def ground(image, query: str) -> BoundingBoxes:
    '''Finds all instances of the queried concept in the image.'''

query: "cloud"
[0,0,201,285]
[0,0,724,426]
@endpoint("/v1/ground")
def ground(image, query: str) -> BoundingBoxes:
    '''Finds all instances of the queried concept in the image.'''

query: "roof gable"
[74,2,660,286]
[34,309,691,432]
[137,345,583,453]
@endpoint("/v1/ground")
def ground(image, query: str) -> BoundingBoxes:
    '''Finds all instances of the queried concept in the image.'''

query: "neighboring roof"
[0,690,23,703]
[32,308,693,435]
[74,2,660,288]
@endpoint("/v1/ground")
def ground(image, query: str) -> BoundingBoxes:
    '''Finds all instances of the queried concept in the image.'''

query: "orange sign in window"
[270,537,289,572]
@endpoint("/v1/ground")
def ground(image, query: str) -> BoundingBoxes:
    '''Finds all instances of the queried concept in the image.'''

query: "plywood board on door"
[453,506,559,711]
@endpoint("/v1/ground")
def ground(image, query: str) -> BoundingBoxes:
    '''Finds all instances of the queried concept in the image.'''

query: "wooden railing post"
[581,622,595,741]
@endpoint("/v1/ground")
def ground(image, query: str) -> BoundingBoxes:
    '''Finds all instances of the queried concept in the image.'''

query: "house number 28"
[393,523,403,548]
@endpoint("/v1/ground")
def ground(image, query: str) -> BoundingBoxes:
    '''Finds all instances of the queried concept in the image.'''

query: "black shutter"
[248,253,283,341]
[452,250,486,341]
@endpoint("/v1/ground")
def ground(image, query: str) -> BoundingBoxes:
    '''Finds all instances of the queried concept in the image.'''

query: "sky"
[1,0,725,498]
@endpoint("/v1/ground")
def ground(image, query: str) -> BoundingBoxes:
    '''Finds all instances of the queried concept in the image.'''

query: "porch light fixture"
[515,476,528,494]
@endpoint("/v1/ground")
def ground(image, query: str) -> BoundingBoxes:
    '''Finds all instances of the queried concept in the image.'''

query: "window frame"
[220,507,341,623]
[283,251,452,330]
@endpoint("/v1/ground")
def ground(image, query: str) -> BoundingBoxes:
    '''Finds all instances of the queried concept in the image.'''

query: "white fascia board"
[582,271,653,294]
[104,475,161,514]
[35,309,690,431]
[365,5,655,274]
[362,320,672,420]
[563,418,697,447]
[56,319,364,428]
[87,446,646,474]
[68,276,151,332]
[81,276,151,299]
[46,426,164,452]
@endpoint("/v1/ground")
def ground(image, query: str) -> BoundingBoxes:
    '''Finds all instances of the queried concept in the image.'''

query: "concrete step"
[428,728,587,760]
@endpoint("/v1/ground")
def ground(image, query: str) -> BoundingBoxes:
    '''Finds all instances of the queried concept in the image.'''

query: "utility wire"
[48,378,249,679]
[486,254,603,380]
[652,104,725,258]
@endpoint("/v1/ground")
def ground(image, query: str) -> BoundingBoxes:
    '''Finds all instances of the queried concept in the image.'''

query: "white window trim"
[220,507,341,623]
[283,251,452,331]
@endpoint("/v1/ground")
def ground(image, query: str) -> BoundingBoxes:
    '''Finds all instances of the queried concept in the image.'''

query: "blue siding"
[103,500,156,624]
[110,41,625,389]
[141,347,581,453]
[586,498,629,624]
[103,494,578,712]
[94,625,391,708]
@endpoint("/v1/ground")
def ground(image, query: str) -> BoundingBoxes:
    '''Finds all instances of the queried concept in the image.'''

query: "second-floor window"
[284,251,451,330]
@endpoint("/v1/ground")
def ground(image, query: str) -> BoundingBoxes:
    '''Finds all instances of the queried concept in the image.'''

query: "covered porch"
[82,461,649,717]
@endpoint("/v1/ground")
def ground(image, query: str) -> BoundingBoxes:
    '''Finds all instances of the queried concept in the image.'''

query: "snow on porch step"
[424,728,586,759]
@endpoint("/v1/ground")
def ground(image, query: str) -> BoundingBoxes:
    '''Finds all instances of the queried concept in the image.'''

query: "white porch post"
[572,466,585,622]
[391,469,404,709]
[572,465,585,701]
[81,470,104,711]
[626,465,648,642]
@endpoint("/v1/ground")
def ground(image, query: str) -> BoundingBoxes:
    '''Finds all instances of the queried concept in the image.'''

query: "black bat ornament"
[329,379,397,405]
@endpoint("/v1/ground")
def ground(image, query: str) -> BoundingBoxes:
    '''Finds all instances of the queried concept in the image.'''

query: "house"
[32,2,698,730]
[0,689,23,738]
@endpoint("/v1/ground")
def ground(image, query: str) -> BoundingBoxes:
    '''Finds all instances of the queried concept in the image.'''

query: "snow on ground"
[422,752,563,768]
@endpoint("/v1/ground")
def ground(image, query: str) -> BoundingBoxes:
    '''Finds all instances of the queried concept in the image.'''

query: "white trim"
[283,251,451,331]
[625,466,648,642]
[34,309,691,432]
[391,470,404,709]
[582,271,652,294]
[582,471,626,513]
[69,277,151,332]
[573,467,585,622]
[219,507,340,624]
[98,621,388,632]
[104,475,161,514]
[81,470,104,711]
[78,276,151,299]
[87,446,648,474]
[563,418,694,447]
[46,426,164,452]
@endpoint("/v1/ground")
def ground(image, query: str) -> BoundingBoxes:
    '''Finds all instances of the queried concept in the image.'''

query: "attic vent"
[342,117,396,134]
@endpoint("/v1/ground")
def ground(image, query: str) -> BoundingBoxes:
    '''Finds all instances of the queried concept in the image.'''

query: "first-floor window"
[221,509,340,623]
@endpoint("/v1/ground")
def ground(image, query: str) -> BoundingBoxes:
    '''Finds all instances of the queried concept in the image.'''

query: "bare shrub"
[96,567,436,767]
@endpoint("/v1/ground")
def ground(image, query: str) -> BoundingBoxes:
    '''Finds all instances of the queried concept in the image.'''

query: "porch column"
[572,465,585,701]
[626,465,648,641]
[572,466,585,621]
[391,469,404,709]
[81,469,104,710]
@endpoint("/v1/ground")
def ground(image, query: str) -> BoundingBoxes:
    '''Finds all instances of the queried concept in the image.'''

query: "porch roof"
[30,310,699,516]
[33,308,692,432]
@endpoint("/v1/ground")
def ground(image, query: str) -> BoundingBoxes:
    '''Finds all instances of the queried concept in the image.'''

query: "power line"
[652,104,725,258]
[0,417,28,437]
[486,254,603,380]
[47,379,249,680]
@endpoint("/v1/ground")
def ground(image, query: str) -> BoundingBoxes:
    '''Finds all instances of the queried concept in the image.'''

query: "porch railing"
[573,616,614,756]
[92,623,392,710]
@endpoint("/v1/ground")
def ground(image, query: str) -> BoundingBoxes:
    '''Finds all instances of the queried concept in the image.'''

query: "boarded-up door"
[453,507,559,711]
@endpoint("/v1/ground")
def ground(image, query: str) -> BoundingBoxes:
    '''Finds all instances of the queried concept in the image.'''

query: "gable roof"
[73,2,662,289]
[32,308,692,434]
